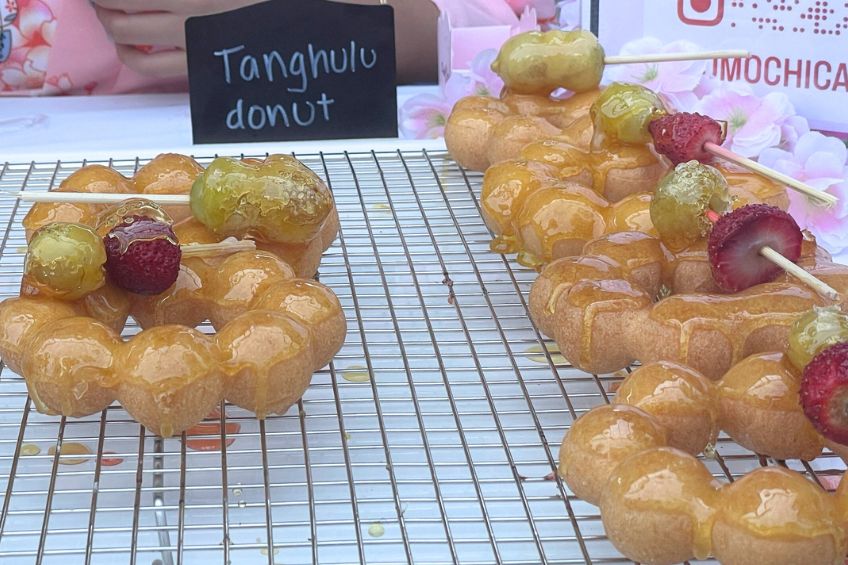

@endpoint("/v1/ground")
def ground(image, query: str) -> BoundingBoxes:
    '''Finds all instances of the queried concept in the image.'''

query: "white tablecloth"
[0,86,444,162]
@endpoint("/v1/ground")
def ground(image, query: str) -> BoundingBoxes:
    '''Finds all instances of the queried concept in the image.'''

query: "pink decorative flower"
[400,50,503,139]
[758,132,848,255]
[0,44,46,90]
[468,48,503,97]
[695,84,795,159]
[43,72,73,95]
[604,37,711,111]
[399,73,473,139]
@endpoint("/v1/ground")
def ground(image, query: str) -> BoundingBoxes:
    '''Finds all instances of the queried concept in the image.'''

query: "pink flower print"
[695,84,795,159]
[604,37,710,111]
[10,0,54,50]
[0,42,46,90]
[43,72,72,95]
[758,132,848,255]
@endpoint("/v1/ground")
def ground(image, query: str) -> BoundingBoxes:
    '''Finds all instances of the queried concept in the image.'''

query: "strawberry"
[103,215,181,295]
[708,204,802,293]
[648,112,724,165]
[800,342,848,445]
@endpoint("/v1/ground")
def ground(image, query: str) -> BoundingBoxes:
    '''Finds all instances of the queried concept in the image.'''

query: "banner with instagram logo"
[594,0,848,133]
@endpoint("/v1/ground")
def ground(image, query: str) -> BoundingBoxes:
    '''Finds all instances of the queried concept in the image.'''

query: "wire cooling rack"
[0,149,845,565]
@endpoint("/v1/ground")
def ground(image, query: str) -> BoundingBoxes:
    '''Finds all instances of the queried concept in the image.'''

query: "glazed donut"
[482,158,787,268]
[561,359,844,564]
[529,231,848,378]
[1,155,346,437]
[600,448,844,565]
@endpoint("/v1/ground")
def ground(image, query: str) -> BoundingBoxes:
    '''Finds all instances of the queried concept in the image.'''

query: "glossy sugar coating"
[252,279,347,370]
[22,165,134,240]
[23,316,121,417]
[558,404,668,505]
[650,161,732,252]
[491,30,605,95]
[513,185,608,268]
[717,351,823,460]
[134,153,204,223]
[518,138,665,201]
[23,223,107,301]
[600,447,721,564]
[712,467,845,565]
[614,361,719,455]
[95,198,174,237]
[191,155,333,244]
[216,310,313,419]
[787,306,848,372]
[444,88,601,172]
[590,82,668,146]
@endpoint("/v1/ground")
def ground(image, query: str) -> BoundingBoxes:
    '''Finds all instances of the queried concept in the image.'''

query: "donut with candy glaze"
[560,358,846,565]
[0,154,346,437]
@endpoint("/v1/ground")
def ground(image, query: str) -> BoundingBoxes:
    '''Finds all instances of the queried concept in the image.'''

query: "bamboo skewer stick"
[704,142,837,207]
[179,240,256,258]
[605,49,750,65]
[15,192,190,204]
[759,246,840,301]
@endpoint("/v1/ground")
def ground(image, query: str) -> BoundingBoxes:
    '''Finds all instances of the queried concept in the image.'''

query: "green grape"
[590,82,668,146]
[94,198,173,237]
[191,155,333,244]
[650,161,732,251]
[25,223,106,300]
[787,306,848,372]
[491,30,605,95]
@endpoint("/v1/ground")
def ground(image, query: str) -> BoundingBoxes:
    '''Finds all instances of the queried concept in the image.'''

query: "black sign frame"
[186,0,398,144]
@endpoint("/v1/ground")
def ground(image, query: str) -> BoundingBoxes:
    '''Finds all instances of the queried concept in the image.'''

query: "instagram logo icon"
[677,0,725,26]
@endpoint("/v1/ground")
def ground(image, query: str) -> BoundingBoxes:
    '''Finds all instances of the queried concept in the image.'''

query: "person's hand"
[92,0,260,77]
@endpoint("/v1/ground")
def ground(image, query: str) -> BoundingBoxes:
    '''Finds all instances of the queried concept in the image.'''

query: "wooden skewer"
[20,239,255,257]
[704,210,840,300]
[705,142,837,208]
[16,192,190,204]
[604,49,750,65]
[180,240,256,258]
[758,246,840,301]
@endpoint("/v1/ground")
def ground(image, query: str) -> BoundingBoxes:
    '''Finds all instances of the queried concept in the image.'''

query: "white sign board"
[594,0,848,133]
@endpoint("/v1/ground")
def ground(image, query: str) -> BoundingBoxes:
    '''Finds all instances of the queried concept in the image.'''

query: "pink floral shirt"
[0,0,186,95]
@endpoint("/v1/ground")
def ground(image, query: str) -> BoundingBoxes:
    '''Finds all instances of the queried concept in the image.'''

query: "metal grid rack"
[0,149,844,565]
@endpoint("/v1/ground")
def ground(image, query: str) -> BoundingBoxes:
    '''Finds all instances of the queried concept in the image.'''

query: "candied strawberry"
[648,112,724,165]
[708,204,802,293]
[103,215,181,295]
[801,342,848,445]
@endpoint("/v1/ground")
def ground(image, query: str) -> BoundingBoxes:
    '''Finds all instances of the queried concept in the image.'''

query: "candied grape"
[25,223,106,300]
[95,198,173,237]
[190,155,333,244]
[590,82,667,146]
[491,30,605,95]
[649,161,732,251]
[787,306,848,372]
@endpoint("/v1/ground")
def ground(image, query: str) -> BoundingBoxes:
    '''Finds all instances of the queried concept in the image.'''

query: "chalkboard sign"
[185,0,397,144]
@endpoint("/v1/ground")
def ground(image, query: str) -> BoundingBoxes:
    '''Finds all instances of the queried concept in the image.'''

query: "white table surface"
[0,86,445,162]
